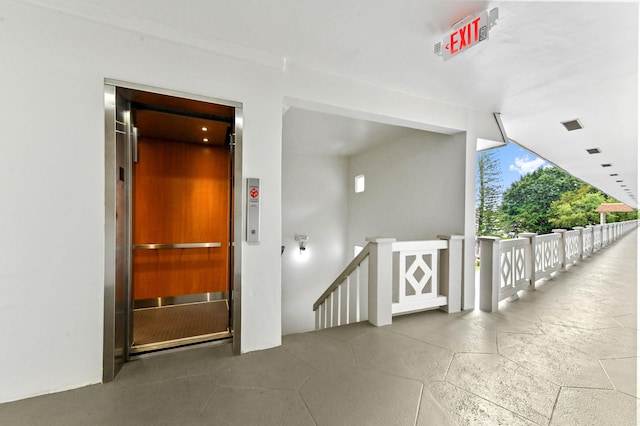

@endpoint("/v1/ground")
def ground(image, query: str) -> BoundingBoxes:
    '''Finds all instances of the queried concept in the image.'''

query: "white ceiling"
[40,0,639,206]
[282,107,418,157]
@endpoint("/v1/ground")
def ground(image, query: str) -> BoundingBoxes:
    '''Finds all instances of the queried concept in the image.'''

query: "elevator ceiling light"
[586,148,601,154]
[203,138,209,142]
[561,119,583,131]
[202,127,208,131]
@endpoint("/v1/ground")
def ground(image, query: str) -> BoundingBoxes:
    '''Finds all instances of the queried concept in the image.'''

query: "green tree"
[548,184,638,227]
[547,184,606,228]
[611,209,639,222]
[476,150,502,236]
[500,167,580,234]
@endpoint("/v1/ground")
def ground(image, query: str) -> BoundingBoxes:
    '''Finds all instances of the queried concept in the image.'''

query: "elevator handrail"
[132,242,222,250]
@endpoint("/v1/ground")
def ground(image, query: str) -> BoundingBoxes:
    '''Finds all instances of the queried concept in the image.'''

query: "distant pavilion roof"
[595,203,634,213]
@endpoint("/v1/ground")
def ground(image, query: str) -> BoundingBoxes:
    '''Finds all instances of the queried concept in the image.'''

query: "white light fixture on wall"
[294,235,310,262]
[295,235,309,252]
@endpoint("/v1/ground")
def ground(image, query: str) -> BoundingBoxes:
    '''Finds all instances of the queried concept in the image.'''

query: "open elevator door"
[104,83,241,381]
[128,89,236,354]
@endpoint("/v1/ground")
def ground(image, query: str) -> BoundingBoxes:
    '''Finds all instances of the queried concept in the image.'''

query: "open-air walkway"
[0,230,637,425]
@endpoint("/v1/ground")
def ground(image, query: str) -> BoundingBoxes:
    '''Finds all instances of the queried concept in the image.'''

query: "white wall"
[281,153,348,335]
[0,1,284,403]
[0,1,499,403]
[348,131,466,248]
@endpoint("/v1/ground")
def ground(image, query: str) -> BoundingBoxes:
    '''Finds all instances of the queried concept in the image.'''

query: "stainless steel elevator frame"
[103,80,244,382]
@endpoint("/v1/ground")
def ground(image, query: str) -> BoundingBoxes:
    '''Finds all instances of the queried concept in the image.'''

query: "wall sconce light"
[295,235,309,253]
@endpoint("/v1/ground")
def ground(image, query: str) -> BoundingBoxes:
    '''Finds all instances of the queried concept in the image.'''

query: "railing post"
[437,234,463,313]
[573,227,584,261]
[552,229,567,271]
[479,237,501,313]
[518,232,537,289]
[584,226,593,256]
[366,237,396,327]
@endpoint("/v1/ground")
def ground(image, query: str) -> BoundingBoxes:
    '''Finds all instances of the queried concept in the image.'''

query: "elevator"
[104,82,243,381]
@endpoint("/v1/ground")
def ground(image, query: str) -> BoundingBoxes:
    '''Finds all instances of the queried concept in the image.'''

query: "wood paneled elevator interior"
[122,88,236,354]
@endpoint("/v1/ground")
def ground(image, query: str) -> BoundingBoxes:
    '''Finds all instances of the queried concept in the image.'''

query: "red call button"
[249,187,259,199]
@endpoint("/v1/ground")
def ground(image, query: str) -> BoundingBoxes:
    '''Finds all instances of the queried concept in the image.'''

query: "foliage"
[548,184,639,228]
[547,184,606,228]
[476,150,502,236]
[500,167,580,234]
[609,209,640,222]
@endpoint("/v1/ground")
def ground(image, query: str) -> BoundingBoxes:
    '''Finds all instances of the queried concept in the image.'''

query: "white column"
[437,235,464,313]
[573,226,585,261]
[366,237,396,327]
[479,237,501,312]
[552,229,567,271]
[584,226,593,256]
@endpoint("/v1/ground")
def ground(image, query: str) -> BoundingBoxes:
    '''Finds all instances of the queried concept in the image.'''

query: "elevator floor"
[132,300,230,353]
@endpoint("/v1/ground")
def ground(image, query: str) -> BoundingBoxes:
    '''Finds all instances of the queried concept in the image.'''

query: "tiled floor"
[1,231,637,425]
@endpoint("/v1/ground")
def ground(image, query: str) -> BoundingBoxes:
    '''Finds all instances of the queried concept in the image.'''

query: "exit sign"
[434,8,499,60]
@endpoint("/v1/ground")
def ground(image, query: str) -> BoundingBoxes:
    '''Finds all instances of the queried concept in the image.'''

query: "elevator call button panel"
[247,178,260,243]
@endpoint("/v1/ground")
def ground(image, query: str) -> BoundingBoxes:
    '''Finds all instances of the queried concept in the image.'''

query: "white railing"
[479,219,638,312]
[313,235,463,330]
[392,240,450,315]
[563,229,581,264]
[313,243,370,330]
[479,237,530,309]
[529,233,563,281]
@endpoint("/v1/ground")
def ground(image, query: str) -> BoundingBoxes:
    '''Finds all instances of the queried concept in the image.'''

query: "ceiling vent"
[561,119,583,131]
[586,148,601,154]
[601,163,612,167]
[610,173,619,176]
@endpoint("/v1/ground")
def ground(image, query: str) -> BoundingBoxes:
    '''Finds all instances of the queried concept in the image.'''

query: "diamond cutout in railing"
[412,265,425,283]
[515,249,525,277]
[535,247,542,270]
[501,251,512,287]
[405,255,432,295]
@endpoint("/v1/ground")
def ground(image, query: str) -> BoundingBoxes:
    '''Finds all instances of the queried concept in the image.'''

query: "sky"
[483,142,550,192]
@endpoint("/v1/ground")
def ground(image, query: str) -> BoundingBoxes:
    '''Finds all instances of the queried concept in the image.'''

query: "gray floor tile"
[300,367,422,425]
[418,381,537,426]
[446,353,558,424]
[92,374,218,425]
[350,328,453,382]
[498,333,613,388]
[551,388,638,426]
[535,306,621,330]
[387,311,498,354]
[0,374,219,426]
[282,331,357,371]
[456,309,542,334]
[196,386,315,425]
[117,341,233,385]
[538,323,636,359]
[0,384,111,426]
[600,357,638,398]
[613,313,638,329]
[314,321,374,342]
[215,346,312,390]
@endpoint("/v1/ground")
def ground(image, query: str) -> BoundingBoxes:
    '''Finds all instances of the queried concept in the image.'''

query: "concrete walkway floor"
[1,231,637,425]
